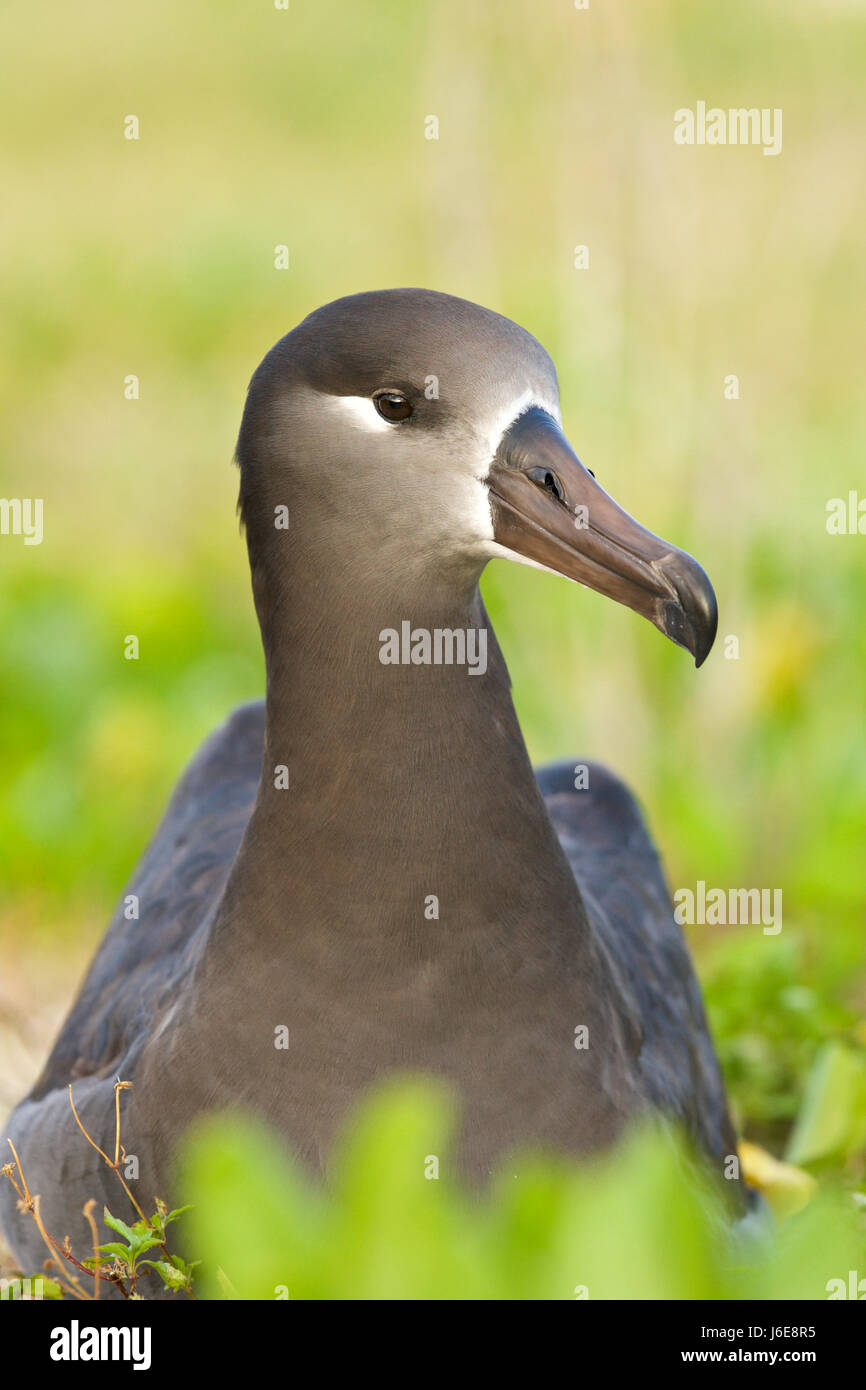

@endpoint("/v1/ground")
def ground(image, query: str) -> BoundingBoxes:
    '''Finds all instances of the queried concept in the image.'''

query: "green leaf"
[103,1208,136,1245]
[786,1042,866,1166]
[164,1205,193,1226]
[95,1241,134,1262]
[140,1259,191,1291]
[130,1234,164,1258]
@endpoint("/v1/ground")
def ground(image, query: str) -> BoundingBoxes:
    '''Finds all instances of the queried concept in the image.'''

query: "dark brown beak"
[487,407,717,667]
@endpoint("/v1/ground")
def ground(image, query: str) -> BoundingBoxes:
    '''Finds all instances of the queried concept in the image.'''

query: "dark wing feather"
[28,700,266,1099]
[537,758,740,1182]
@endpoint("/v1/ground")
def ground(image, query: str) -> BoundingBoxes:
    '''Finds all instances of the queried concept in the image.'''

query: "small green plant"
[79,1199,197,1299]
[1,1079,196,1300]
[702,930,864,1148]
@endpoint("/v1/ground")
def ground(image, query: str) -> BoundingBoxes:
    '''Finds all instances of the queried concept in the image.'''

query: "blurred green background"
[1,0,865,1177]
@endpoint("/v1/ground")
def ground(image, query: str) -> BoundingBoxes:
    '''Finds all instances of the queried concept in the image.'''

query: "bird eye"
[374,391,413,422]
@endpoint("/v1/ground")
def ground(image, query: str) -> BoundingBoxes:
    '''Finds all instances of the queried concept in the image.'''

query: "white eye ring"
[330,396,394,433]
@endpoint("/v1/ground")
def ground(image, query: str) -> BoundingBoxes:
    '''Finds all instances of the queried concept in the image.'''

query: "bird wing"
[27,700,266,1100]
[537,758,741,1182]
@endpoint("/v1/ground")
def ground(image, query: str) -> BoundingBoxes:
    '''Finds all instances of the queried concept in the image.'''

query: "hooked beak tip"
[657,552,718,668]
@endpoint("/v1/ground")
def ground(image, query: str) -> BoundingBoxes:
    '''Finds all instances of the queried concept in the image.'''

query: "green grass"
[179,1079,866,1300]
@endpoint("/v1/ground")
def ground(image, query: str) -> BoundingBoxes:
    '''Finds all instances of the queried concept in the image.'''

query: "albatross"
[1,288,744,1275]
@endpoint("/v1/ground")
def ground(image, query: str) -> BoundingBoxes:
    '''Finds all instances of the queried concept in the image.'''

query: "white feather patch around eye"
[479,390,562,473]
[330,395,393,433]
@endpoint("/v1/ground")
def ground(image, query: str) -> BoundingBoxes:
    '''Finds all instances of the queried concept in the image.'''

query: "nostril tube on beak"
[526,466,565,502]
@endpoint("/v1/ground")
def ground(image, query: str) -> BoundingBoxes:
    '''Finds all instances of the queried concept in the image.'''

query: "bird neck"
[205,559,588,954]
